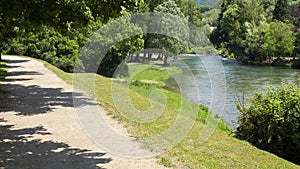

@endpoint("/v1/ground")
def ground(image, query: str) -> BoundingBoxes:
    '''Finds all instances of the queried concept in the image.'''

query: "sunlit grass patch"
[43,60,299,168]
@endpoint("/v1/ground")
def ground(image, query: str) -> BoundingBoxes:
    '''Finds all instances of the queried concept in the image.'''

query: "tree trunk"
[163,54,168,66]
[148,53,152,61]
[143,51,147,63]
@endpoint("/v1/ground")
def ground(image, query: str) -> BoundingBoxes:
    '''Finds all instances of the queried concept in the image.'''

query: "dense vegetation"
[0,0,141,74]
[237,82,300,164]
[210,0,300,63]
[1,0,212,76]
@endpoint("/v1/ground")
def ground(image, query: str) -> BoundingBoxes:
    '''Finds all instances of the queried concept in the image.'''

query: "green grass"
[0,59,8,95]
[0,59,8,109]
[128,63,181,81]
[42,60,299,168]
[0,59,7,81]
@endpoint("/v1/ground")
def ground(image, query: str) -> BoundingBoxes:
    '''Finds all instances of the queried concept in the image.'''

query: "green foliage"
[295,32,300,57]
[243,22,266,61]
[143,0,167,12]
[236,81,300,164]
[0,0,93,55]
[80,14,144,77]
[85,0,144,22]
[174,0,203,27]
[146,0,189,64]
[0,0,143,71]
[0,60,7,81]
[6,26,81,72]
[273,0,291,22]
[211,0,298,62]
[143,0,212,55]
[1,0,208,76]
[262,21,295,60]
[242,20,296,61]
[143,0,203,27]
[201,8,220,26]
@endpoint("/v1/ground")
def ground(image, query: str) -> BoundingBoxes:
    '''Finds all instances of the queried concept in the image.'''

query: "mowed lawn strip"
[42,60,299,168]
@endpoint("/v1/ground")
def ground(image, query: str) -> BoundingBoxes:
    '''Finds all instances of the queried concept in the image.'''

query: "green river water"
[172,54,300,128]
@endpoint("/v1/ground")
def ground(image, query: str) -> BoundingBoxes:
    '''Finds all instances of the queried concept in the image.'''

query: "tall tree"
[147,0,189,65]
[175,0,202,27]
[294,32,300,58]
[273,0,291,22]
[143,0,167,12]
[79,14,144,77]
[0,0,93,60]
[243,21,266,61]
[262,21,295,61]
[0,0,144,60]
[86,0,144,22]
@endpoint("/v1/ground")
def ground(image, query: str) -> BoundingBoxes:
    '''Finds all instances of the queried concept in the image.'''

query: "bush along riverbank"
[39,57,300,168]
[237,81,300,165]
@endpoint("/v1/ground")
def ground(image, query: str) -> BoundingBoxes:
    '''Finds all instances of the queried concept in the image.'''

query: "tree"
[262,21,295,61]
[243,21,267,61]
[290,3,300,28]
[174,0,202,27]
[6,26,81,72]
[146,0,189,66]
[79,14,144,77]
[0,0,93,60]
[143,0,203,57]
[294,32,300,58]
[86,0,144,22]
[273,0,291,22]
[0,0,144,60]
[143,0,167,12]
[210,0,298,62]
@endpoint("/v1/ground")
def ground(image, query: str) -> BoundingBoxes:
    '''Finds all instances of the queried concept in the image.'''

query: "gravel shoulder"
[0,55,166,169]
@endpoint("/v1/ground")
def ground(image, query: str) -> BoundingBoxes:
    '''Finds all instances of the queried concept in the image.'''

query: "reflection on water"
[172,55,300,128]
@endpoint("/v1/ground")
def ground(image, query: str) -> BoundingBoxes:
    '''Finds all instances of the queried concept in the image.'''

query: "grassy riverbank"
[0,60,7,81]
[0,59,7,95]
[42,60,299,168]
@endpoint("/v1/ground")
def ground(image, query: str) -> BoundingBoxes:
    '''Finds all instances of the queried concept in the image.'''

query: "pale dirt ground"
[0,55,168,169]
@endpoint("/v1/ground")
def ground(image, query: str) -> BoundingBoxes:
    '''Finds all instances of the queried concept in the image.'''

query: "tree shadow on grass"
[0,118,111,169]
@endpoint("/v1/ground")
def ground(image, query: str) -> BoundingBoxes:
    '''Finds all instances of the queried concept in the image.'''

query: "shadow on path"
[0,118,111,169]
[0,57,112,168]
[0,58,96,115]
[0,83,96,115]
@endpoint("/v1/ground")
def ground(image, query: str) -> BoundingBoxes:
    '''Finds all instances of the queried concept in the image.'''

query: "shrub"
[236,81,300,164]
[6,26,82,72]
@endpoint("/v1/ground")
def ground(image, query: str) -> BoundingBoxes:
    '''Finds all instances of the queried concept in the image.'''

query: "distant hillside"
[195,0,219,7]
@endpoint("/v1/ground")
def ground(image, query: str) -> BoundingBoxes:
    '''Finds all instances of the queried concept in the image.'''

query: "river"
[171,54,300,129]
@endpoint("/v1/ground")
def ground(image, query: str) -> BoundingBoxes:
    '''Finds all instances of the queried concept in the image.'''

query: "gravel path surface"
[0,55,167,169]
